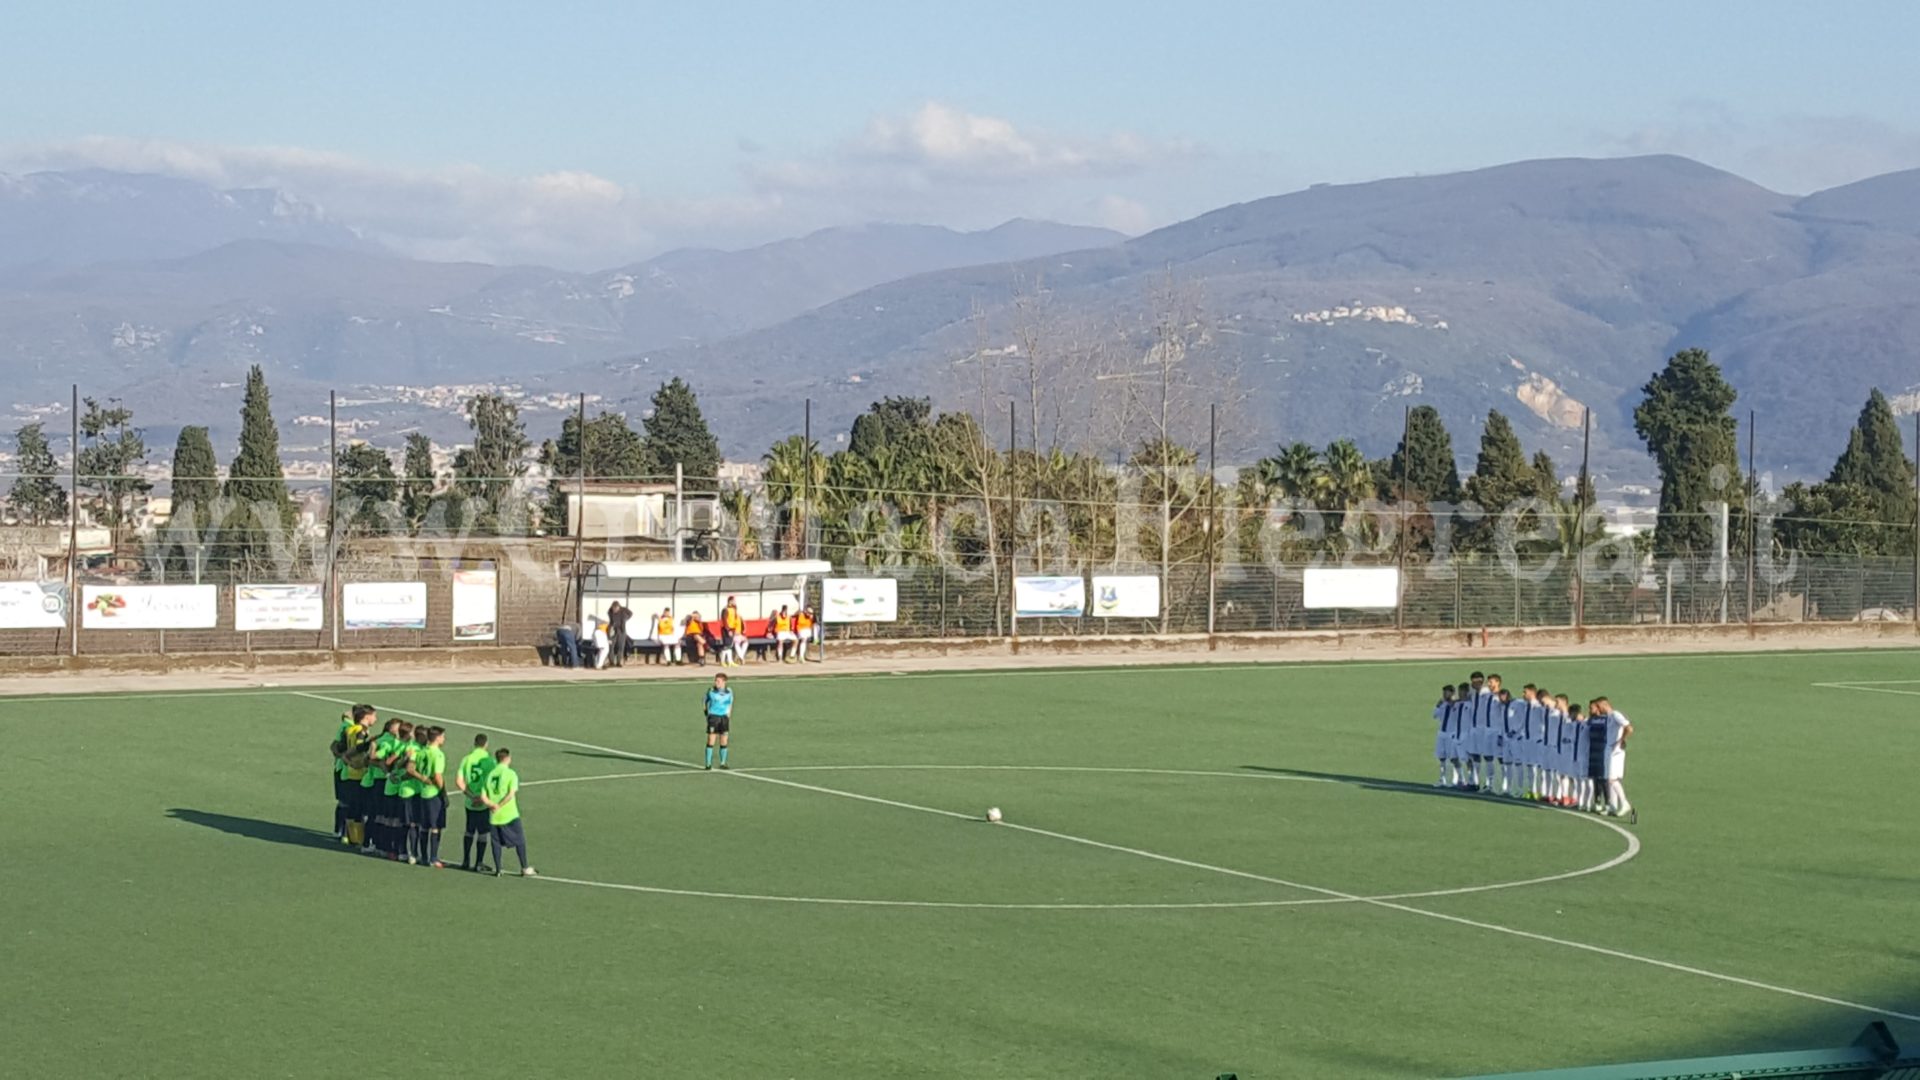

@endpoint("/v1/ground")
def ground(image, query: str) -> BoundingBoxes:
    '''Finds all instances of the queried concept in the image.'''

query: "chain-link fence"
[10,546,1909,660]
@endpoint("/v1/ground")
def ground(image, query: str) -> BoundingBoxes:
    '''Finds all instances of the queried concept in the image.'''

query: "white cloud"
[0,136,787,269]
[1600,103,1920,194]
[1,104,1198,268]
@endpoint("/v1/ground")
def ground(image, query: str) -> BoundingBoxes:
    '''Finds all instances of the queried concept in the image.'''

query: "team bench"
[631,618,782,664]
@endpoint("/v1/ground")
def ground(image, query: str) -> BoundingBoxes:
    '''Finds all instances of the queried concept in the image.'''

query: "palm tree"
[1274,441,1326,504]
[762,435,826,558]
[1321,438,1377,551]
[715,484,760,560]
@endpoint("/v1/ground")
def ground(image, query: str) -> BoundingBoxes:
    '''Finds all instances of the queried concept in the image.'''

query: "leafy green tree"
[538,410,647,531]
[715,485,761,559]
[641,378,721,492]
[217,366,297,573]
[76,397,151,549]
[1633,348,1744,555]
[335,442,398,537]
[6,422,66,525]
[163,426,219,579]
[1826,389,1916,549]
[849,396,934,458]
[400,433,436,533]
[452,393,530,534]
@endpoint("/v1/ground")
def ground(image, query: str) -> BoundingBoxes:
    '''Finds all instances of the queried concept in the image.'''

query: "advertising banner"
[1014,575,1086,618]
[342,582,428,630]
[821,577,899,623]
[1090,575,1160,619]
[235,583,325,632]
[1302,567,1400,609]
[451,568,499,641]
[80,584,218,630]
[0,581,69,629]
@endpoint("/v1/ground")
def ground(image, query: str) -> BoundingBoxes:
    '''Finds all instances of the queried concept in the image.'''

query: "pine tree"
[335,442,398,537]
[452,393,529,534]
[538,410,647,530]
[1388,406,1463,503]
[1828,389,1916,539]
[400,434,436,534]
[75,398,151,550]
[6,422,66,525]
[164,426,219,580]
[641,378,721,493]
[218,366,296,575]
[1459,411,1534,552]
[1633,348,1743,555]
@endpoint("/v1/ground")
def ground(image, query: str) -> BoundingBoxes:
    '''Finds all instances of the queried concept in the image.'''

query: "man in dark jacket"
[607,601,632,667]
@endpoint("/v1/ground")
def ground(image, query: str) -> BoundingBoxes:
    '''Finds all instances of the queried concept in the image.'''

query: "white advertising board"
[1302,567,1400,610]
[235,583,325,632]
[81,584,218,630]
[343,582,428,630]
[451,568,499,641]
[0,581,69,629]
[821,577,898,623]
[1090,575,1160,619]
[1014,575,1086,618]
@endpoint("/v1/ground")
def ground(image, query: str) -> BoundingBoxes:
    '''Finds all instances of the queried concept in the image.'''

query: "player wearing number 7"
[703,673,733,770]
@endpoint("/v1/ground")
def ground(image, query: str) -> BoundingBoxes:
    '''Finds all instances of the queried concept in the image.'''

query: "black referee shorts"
[706,713,730,736]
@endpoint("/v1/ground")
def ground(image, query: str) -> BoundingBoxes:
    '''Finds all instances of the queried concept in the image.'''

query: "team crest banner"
[0,581,69,629]
[1090,575,1159,619]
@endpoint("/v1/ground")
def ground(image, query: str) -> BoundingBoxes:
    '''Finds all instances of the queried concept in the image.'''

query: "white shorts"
[1434,732,1450,761]
[1606,750,1626,781]
[776,631,797,643]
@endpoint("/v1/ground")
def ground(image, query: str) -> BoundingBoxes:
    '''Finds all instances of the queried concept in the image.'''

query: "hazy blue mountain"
[0,169,376,274]
[1793,168,1920,234]
[566,155,1920,479]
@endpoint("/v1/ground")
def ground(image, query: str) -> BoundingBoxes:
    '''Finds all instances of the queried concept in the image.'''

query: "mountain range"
[3,158,1919,483]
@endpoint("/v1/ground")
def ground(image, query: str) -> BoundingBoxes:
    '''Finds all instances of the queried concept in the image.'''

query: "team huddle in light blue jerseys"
[1431,672,1636,822]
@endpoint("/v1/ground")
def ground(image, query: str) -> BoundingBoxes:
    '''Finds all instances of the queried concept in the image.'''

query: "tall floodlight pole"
[1206,402,1217,640]
[1396,404,1411,632]
[1575,409,1592,631]
[1746,409,1757,629]
[1008,401,1018,641]
[68,384,80,657]
[328,390,340,652]
[802,398,812,562]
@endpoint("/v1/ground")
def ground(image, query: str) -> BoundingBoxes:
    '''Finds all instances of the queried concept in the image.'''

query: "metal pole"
[1396,403,1411,632]
[1206,402,1217,641]
[569,393,587,622]
[68,384,80,658]
[1008,401,1018,641]
[673,462,685,562]
[328,389,340,653]
[1575,408,1590,630]
[1913,413,1919,623]
[802,398,811,562]
[1746,409,1757,628]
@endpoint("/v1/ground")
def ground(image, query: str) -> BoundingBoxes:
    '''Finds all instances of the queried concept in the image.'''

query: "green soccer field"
[5,649,1918,1079]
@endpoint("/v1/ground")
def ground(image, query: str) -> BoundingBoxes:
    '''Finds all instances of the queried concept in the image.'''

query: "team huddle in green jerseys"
[330,705,534,877]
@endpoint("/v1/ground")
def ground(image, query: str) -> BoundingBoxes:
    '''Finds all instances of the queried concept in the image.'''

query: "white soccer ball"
[985,807,1003,824]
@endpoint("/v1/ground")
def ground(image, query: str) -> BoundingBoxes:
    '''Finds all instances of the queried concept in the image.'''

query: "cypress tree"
[1461,410,1534,552]
[218,366,296,575]
[1633,348,1743,555]
[335,442,398,537]
[452,393,529,534]
[849,397,933,459]
[1828,389,1916,535]
[400,433,436,534]
[164,426,219,580]
[641,378,721,492]
[6,422,66,526]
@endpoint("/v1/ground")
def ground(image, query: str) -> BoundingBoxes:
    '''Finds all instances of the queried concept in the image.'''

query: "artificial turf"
[4,649,1917,1078]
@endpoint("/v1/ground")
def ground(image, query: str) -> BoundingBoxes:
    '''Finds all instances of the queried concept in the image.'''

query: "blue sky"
[6,0,1918,267]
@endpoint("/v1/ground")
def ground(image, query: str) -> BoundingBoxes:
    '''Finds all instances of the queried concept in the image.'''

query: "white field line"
[1813,682,1920,698]
[7,645,1920,705]
[523,769,696,788]
[293,691,1917,1023]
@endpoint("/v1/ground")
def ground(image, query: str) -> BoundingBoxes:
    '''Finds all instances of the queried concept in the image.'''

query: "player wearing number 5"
[703,673,733,770]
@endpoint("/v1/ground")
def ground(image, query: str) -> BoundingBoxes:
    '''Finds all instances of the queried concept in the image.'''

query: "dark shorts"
[465,807,492,836]
[493,820,526,849]
[416,796,446,831]
[706,713,730,736]
[354,783,377,819]
[333,775,351,807]
[401,796,421,827]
